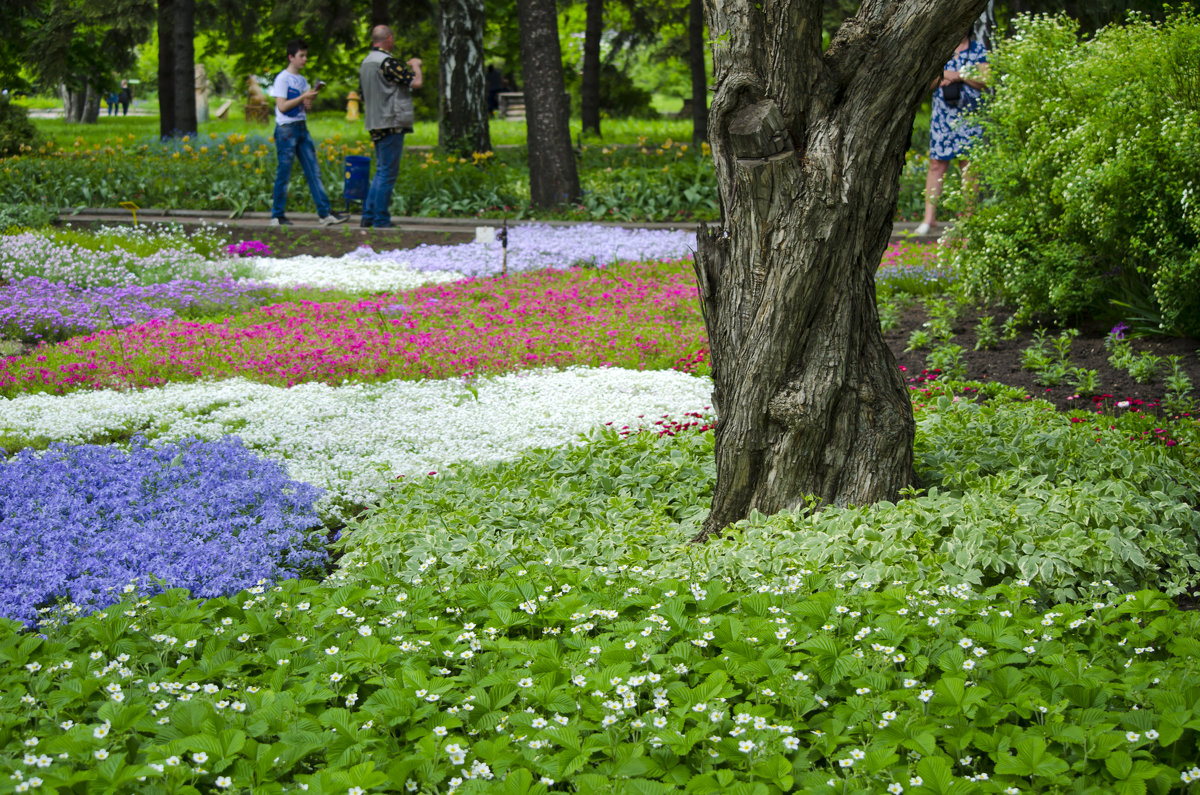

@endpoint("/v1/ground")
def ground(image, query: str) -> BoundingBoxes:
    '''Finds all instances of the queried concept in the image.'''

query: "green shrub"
[948,11,1200,335]
[0,204,56,231]
[0,94,41,157]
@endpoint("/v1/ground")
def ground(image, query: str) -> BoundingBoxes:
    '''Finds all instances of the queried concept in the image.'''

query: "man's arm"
[380,57,422,90]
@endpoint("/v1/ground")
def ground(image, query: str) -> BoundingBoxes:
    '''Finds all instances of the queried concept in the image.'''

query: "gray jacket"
[359,49,414,131]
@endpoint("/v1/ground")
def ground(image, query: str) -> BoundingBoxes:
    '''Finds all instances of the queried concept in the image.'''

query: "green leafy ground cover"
[4,384,1200,793]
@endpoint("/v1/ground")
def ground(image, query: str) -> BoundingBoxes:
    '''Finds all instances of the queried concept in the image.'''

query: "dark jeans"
[272,121,332,218]
[362,131,405,227]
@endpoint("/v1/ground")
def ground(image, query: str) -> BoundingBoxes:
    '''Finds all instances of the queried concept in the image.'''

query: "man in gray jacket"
[359,25,423,228]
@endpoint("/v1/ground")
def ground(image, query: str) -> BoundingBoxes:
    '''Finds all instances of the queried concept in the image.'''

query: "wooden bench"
[497,92,525,121]
[213,99,233,120]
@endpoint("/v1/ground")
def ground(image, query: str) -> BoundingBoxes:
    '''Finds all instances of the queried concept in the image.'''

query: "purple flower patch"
[0,277,280,343]
[0,437,325,627]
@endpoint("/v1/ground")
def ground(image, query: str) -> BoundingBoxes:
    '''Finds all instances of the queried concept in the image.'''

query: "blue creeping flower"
[0,436,324,627]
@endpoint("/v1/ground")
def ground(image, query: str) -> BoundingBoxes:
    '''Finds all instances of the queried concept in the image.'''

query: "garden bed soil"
[885,303,1200,415]
[212,225,475,257]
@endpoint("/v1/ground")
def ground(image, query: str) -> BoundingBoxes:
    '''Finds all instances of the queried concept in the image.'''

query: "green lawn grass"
[29,108,699,150]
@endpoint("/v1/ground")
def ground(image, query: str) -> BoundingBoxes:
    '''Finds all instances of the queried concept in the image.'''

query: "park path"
[60,208,944,243]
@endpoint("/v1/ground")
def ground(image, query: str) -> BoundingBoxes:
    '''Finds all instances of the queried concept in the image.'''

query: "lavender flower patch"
[352,223,696,279]
[0,437,325,627]
[0,277,280,343]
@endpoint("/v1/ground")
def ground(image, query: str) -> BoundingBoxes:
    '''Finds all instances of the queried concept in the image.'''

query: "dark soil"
[220,225,473,257]
[885,301,1200,416]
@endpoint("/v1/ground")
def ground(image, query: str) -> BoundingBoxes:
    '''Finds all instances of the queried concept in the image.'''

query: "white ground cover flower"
[2,367,713,518]
[242,253,466,291]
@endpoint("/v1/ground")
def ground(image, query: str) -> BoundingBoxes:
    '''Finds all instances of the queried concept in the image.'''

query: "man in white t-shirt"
[268,39,347,227]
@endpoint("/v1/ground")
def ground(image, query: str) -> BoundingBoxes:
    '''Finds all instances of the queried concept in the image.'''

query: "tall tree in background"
[2,0,153,123]
[438,0,492,155]
[158,0,177,136]
[517,0,581,207]
[687,0,706,144]
[693,0,987,540]
[580,0,603,136]
[172,0,198,135]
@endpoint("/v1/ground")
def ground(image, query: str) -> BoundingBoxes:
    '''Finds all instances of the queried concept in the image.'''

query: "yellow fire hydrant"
[346,91,360,121]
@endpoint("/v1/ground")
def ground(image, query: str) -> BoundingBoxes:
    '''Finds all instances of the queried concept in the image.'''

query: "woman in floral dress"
[915,35,989,236]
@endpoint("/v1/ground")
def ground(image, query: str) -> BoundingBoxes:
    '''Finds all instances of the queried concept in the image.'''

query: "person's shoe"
[372,222,394,229]
[268,216,293,227]
[359,219,372,228]
[913,222,934,236]
[319,213,349,226]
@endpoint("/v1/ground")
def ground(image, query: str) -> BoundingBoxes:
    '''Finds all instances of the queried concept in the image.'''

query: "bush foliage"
[949,11,1200,335]
[0,95,41,158]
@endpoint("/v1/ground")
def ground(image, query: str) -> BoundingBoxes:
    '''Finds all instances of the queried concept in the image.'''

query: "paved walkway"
[60,208,946,243]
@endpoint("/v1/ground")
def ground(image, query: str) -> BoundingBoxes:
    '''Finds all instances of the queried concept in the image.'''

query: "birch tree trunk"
[517,0,581,207]
[694,0,987,541]
[438,0,492,155]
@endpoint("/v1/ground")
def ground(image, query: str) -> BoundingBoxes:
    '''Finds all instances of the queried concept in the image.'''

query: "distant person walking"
[118,80,132,116]
[358,24,422,229]
[104,90,118,116]
[268,38,348,227]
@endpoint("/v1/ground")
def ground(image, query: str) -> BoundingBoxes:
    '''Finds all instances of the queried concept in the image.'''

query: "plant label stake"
[119,201,140,226]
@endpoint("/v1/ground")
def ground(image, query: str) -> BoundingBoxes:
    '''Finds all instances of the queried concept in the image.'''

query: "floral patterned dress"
[929,40,988,161]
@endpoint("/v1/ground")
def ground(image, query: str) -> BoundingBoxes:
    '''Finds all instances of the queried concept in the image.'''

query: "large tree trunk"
[580,0,602,137]
[517,0,581,207]
[157,0,176,138]
[81,82,100,123]
[688,0,707,146]
[173,0,198,136]
[693,0,987,541]
[60,83,84,123]
[438,0,492,156]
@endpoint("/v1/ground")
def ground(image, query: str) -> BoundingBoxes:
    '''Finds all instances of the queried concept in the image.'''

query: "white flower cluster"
[2,367,713,519]
[242,252,466,291]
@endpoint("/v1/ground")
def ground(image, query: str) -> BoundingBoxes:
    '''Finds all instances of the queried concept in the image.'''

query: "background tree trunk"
[371,0,389,27]
[438,0,492,156]
[81,82,100,123]
[157,0,177,137]
[688,0,707,146]
[580,0,602,137]
[517,0,581,207]
[694,0,988,541]
[172,0,198,136]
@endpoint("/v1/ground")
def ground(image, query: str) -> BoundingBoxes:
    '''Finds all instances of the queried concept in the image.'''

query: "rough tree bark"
[580,0,602,137]
[158,0,176,138]
[173,0,198,136]
[59,81,98,123]
[517,0,581,207]
[694,0,987,541]
[688,0,707,146]
[438,0,492,155]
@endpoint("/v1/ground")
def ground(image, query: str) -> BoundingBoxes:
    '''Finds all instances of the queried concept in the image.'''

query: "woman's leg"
[922,157,952,228]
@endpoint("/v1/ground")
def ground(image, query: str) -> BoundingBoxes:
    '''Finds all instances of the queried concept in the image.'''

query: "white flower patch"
[2,368,713,519]
[242,252,466,291]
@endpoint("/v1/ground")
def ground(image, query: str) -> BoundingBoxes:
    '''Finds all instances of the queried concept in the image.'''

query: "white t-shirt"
[270,70,308,125]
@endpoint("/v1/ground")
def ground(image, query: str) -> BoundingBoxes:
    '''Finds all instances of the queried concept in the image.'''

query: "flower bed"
[0,437,323,626]
[0,277,281,343]
[0,259,707,395]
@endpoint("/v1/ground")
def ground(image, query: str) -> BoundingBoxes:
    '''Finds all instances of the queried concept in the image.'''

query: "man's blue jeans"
[272,121,332,218]
[362,132,405,228]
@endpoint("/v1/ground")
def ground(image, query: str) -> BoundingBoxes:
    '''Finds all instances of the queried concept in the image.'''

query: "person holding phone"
[268,38,347,227]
